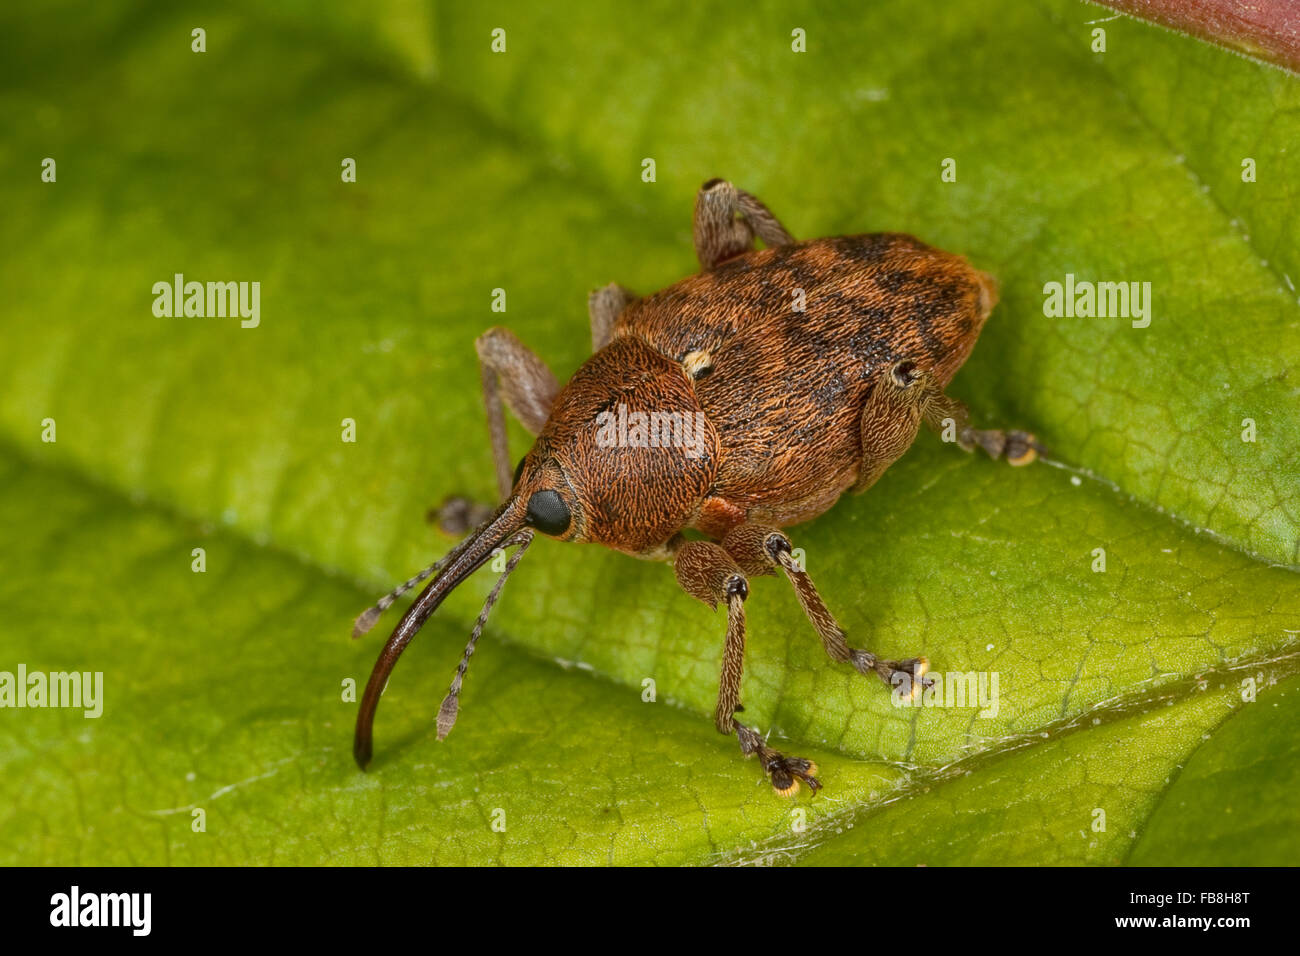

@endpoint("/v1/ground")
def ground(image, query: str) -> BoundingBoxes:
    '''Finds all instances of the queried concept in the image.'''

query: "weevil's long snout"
[353,496,529,769]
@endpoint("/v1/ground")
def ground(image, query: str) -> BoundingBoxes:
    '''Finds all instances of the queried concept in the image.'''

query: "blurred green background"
[0,0,1297,865]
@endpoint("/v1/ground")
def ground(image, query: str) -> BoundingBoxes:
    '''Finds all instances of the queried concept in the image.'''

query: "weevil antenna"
[352,556,452,638]
[435,530,533,740]
[353,496,529,769]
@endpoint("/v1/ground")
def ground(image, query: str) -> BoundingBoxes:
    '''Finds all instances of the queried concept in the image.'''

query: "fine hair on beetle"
[593,403,711,458]
[350,177,1043,795]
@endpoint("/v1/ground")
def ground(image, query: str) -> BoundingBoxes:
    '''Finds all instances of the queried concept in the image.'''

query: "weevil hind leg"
[588,282,636,351]
[853,360,930,494]
[673,539,821,796]
[721,523,934,700]
[921,390,1044,466]
[852,359,1044,496]
[693,179,795,271]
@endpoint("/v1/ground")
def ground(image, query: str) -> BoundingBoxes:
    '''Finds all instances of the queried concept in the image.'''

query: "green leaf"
[1,0,1297,865]
[1128,672,1300,866]
[793,671,1300,867]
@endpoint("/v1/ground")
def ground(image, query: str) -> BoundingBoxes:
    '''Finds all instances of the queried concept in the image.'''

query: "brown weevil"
[351,178,1042,795]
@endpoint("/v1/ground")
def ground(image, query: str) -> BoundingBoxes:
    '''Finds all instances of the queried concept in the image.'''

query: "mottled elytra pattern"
[622,233,991,383]
[355,180,1035,796]
[614,233,996,525]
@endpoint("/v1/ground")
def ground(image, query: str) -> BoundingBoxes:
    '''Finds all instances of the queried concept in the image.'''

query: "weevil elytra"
[352,178,1042,795]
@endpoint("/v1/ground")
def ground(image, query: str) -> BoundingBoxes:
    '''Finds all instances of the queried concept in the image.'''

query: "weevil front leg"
[588,282,636,351]
[434,327,560,535]
[475,327,559,496]
[693,178,795,271]
[721,524,932,698]
[673,539,821,796]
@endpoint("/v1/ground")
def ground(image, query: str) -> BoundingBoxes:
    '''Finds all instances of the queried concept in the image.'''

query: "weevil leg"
[433,328,560,534]
[427,497,495,537]
[721,523,934,699]
[588,282,636,352]
[852,359,932,494]
[475,327,559,497]
[693,179,795,271]
[921,389,1043,466]
[853,358,1042,482]
[673,539,821,796]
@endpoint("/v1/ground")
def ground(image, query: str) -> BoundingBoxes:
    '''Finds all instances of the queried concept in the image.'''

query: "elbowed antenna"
[352,555,451,638]
[435,530,533,740]
[353,497,530,769]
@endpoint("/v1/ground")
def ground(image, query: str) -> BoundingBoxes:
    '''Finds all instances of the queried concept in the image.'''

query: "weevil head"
[512,336,719,555]
[354,337,720,767]
[352,335,719,766]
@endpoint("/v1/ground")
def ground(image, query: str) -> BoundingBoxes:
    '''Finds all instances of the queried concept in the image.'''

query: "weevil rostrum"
[351,179,1042,795]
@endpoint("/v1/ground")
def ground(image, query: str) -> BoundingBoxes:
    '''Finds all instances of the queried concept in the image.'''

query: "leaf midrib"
[721,643,1300,864]
[8,3,1296,856]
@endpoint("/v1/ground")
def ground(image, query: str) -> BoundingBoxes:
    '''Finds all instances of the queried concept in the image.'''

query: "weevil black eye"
[525,489,571,536]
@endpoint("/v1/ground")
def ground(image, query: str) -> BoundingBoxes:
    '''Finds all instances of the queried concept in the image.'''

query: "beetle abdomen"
[615,233,996,525]
[617,233,993,384]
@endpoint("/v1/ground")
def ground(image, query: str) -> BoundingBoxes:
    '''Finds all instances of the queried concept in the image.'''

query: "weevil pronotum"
[351,178,1043,795]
